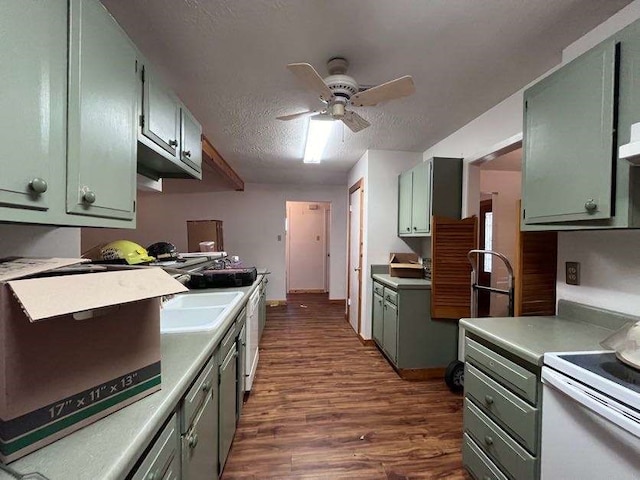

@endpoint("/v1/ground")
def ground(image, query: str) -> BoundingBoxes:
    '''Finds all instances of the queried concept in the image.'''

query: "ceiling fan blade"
[350,75,415,107]
[287,63,334,102]
[341,111,370,133]
[276,110,317,121]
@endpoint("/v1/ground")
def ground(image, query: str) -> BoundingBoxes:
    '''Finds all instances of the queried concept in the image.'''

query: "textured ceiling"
[102,0,631,185]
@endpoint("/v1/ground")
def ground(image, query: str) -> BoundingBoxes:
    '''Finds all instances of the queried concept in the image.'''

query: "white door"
[287,202,327,292]
[348,189,362,333]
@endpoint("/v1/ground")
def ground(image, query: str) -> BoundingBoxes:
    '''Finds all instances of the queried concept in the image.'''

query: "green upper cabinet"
[0,1,67,213]
[66,0,137,221]
[398,157,462,237]
[137,65,203,180]
[142,69,181,157]
[522,19,640,231]
[522,40,617,225]
[411,161,431,234]
[181,107,203,174]
[398,170,413,235]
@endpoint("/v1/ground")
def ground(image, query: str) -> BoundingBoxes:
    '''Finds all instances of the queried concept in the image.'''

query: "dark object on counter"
[188,267,258,289]
[147,241,179,261]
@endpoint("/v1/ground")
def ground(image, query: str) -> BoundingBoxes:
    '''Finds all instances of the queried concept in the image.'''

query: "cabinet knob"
[484,435,494,446]
[168,139,178,147]
[485,395,494,405]
[413,226,417,230]
[584,199,597,213]
[188,432,199,449]
[183,150,191,158]
[406,227,410,232]
[202,381,212,393]
[29,178,48,194]
[83,190,96,204]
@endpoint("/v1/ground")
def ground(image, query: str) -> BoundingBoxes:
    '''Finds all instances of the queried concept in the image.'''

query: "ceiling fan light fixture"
[303,117,333,164]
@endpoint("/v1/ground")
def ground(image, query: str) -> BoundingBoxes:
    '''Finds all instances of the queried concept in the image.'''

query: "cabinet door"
[411,161,432,234]
[382,300,398,364]
[143,69,181,156]
[398,170,413,235]
[0,1,66,211]
[219,343,237,471]
[67,0,137,221]
[522,40,618,224]
[181,108,203,174]
[237,323,246,421]
[372,293,384,345]
[182,391,218,480]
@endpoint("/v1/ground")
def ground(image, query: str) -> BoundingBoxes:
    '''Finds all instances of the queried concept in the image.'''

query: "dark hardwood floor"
[222,293,469,480]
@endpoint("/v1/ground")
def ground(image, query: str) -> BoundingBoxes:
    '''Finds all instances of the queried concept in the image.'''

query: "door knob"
[29,178,48,194]
[354,267,360,272]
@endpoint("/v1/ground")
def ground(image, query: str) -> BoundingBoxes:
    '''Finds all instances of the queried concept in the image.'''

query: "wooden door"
[347,180,363,333]
[431,216,478,319]
[67,0,137,221]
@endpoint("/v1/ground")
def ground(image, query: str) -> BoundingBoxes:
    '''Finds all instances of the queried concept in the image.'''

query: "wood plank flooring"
[222,293,469,480]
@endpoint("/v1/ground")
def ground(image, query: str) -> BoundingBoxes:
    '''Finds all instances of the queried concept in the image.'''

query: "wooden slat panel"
[431,216,478,319]
[201,135,245,191]
[515,202,557,316]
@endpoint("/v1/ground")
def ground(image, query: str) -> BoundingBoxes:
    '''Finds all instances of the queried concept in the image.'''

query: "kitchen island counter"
[0,271,267,480]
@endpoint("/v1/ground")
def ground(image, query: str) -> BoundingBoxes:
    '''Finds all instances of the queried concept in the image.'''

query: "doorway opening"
[471,148,522,317]
[285,201,331,294]
[347,179,364,335]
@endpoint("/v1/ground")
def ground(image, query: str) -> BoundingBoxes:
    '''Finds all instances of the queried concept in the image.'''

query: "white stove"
[541,351,640,480]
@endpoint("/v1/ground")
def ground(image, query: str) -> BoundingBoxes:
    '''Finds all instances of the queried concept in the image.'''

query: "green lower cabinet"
[463,334,542,479]
[382,300,398,363]
[371,279,458,372]
[218,342,237,472]
[372,292,384,346]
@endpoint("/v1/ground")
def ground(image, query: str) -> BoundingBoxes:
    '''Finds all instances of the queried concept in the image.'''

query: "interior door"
[287,202,326,292]
[348,185,362,334]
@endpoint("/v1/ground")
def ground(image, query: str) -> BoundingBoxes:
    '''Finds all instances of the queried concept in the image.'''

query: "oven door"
[541,367,640,480]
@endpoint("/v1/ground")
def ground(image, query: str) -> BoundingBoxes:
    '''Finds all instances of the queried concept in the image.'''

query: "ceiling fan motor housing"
[324,74,359,103]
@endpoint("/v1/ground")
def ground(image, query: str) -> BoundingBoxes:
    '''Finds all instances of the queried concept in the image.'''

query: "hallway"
[222,293,468,479]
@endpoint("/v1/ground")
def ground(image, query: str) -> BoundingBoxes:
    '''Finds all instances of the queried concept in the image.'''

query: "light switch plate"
[566,261,580,285]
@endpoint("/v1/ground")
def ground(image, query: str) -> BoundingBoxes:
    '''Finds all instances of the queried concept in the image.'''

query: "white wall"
[347,149,422,339]
[422,0,640,315]
[82,183,348,302]
[0,225,80,257]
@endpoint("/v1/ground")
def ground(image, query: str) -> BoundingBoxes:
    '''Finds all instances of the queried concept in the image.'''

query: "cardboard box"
[389,253,423,278]
[0,258,187,462]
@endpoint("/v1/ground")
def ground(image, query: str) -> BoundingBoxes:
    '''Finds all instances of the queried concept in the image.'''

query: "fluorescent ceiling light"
[303,117,333,163]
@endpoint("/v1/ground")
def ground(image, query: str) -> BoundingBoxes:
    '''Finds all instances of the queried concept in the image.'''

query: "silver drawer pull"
[83,190,96,204]
[484,435,494,446]
[585,199,597,212]
[29,177,48,194]
[202,381,212,393]
[485,395,494,405]
[188,432,199,449]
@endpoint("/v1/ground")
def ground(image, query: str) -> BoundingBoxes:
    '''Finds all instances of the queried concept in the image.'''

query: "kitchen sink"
[160,291,244,334]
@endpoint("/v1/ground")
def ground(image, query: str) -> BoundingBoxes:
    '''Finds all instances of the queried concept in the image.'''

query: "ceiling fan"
[277,57,415,133]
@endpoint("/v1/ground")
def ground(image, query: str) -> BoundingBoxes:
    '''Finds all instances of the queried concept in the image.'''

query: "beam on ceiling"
[201,135,245,191]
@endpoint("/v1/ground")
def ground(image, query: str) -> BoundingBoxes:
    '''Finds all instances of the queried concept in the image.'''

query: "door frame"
[347,178,364,333]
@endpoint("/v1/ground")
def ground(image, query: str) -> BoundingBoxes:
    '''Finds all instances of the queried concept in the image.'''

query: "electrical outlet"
[566,261,580,285]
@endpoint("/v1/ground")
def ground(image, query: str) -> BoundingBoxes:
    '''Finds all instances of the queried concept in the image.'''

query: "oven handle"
[542,367,640,440]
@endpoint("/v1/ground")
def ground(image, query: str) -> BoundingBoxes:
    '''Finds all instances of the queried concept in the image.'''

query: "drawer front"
[383,288,398,306]
[161,454,180,480]
[466,337,538,405]
[132,414,178,480]
[464,398,537,480]
[465,363,538,454]
[181,356,216,433]
[373,282,384,297]
[462,433,508,480]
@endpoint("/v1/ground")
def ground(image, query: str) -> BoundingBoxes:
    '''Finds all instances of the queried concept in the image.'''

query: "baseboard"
[329,299,346,305]
[288,289,326,293]
[267,300,287,307]
[397,367,447,381]
[358,335,375,347]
